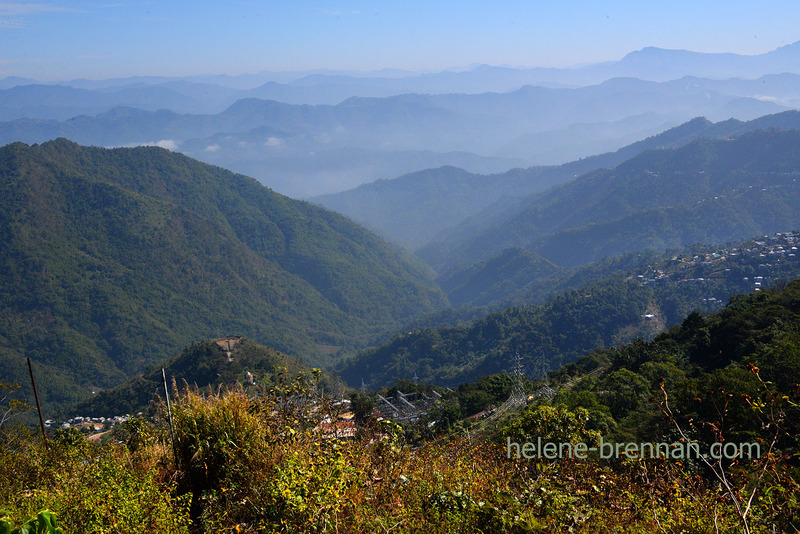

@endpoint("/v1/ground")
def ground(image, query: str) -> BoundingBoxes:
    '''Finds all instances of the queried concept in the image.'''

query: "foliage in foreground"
[0,425,189,533]
[2,370,797,533]
[0,509,64,534]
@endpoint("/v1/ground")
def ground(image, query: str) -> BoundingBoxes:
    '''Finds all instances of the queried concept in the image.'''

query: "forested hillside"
[341,230,800,388]
[546,277,800,450]
[421,128,800,272]
[0,139,446,413]
[338,277,653,388]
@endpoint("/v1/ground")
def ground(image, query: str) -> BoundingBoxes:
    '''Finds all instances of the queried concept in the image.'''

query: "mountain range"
[420,127,800,274]
[4,41,800,417]
[326,125,800,389]
[4,41,800,114]
[6,125,800,406]
[314,111,800,251]
[1,75,797,197]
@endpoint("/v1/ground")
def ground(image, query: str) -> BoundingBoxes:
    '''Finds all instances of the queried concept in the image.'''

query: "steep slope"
[0,139,446,413]
[427,111,800,254]
[436,248,564,308]
[420,128,800,272]
[548,276,800,451]
[338,277,656,388]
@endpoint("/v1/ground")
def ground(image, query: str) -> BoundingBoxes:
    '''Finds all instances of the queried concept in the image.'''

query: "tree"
[0,380,29,430]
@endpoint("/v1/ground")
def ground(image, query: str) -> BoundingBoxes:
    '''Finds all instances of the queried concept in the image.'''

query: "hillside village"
[636,230,799,307]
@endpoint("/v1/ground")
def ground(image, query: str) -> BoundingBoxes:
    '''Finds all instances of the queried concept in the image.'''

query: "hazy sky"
[2,0,799,81]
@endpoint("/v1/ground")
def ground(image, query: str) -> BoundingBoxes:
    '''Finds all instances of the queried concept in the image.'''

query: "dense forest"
[5,19,800,534]
[1,130,800,534]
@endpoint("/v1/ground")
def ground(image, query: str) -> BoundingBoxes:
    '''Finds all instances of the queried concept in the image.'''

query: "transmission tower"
[532,350,555,399]
[509,351,527,407]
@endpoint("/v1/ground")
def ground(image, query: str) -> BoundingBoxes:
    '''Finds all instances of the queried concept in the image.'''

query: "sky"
[2,0,800,81]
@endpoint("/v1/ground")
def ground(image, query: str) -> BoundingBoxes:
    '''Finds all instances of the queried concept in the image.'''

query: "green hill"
[338,277,655,389]
[0,139,446,414]
[67,337,343,419]
[436,247,564,308]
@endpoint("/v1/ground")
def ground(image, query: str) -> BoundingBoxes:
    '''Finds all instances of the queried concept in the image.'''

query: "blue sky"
[2,1,799,81]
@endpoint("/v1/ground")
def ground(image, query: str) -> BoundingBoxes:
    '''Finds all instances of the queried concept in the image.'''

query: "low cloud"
[204,143,221,153]
[265,137,283,147]
[139,139,179,151]
[156,139,178,151]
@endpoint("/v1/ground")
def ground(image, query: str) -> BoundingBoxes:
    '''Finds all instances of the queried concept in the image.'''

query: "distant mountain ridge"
[0,83,217,121]
[1,74,795,197]
[311,166,551,249]
[3,40,800,112]
[610,41,800,81]
[315,111,800,251]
